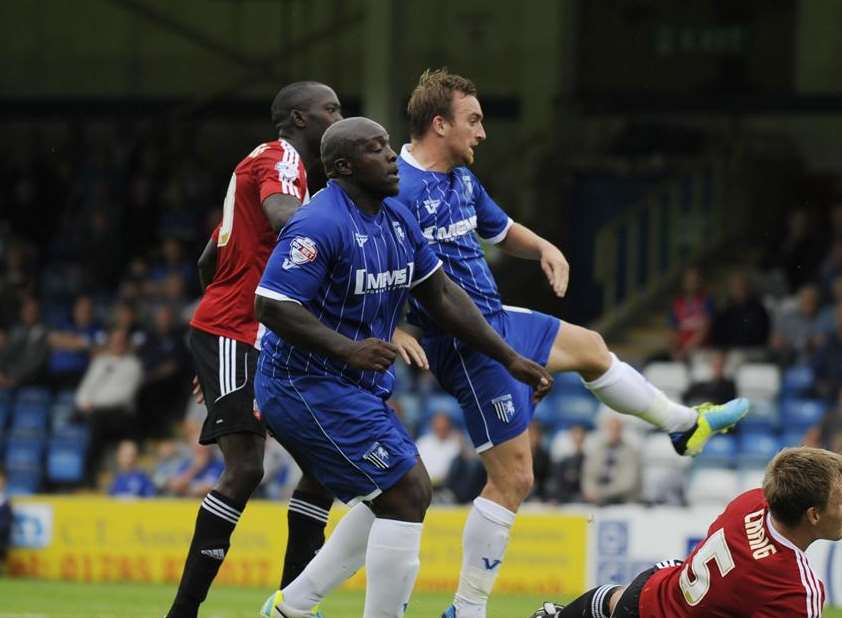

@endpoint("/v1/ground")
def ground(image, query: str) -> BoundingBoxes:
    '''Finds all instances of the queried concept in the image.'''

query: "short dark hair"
[270,81,325,134]
[763,447,842,527]
[406,68,477,139]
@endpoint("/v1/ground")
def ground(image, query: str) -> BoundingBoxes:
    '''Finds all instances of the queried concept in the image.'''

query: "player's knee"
[510,466,534,503]
[583,329,611,374]
[228,457,265,493]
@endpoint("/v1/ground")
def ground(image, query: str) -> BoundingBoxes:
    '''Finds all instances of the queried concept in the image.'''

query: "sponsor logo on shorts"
[363,441,391,469]
[491,394,516,423]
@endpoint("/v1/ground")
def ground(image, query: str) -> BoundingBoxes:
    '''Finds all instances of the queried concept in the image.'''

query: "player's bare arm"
[499,222,570,298]
[261,192,303,232]
[254,295,399,372]
[411,268,553,401]
[197,237,218,292]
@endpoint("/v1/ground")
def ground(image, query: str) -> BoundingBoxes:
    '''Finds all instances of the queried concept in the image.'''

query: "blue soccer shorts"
[254,371,419,504]
[422,305,561,452]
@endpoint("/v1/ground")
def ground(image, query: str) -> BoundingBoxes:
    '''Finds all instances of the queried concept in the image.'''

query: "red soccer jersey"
[639,489,825,618]
[190,139,308,346]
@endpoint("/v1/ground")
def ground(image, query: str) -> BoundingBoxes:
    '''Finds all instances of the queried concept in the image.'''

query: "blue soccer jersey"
[395,144,513,333]
[255,180,442,398]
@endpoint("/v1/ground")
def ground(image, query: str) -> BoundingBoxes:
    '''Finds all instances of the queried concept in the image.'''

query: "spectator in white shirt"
[416,412,461,489]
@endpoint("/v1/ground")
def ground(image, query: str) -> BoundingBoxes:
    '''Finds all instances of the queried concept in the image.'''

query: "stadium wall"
[7,497,587,596]
[9,498,842,606]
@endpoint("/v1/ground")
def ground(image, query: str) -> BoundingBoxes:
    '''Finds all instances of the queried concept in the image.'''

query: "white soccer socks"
[282,502,375,611]
[584,353,696,433]
[363,519,424,618]
[454,497,516,618]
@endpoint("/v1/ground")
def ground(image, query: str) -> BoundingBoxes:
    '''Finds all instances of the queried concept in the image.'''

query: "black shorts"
[189,327,264,445]
[611,560,682,618]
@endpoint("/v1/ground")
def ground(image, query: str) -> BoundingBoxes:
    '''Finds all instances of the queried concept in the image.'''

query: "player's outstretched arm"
[499,223,569,298]
[254,296,399,372]
[412,269,552,401]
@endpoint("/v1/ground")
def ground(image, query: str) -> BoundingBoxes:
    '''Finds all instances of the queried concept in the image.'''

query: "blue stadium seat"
[50,399,76,431]
[46,435,88,484]
[6,467,42,495]
[738,400,779,432]
[779,398,826,432]
[693,433,737,468]
[781,366,815,398]
[736,431,780,467]
[552,372,590,397]
[15,386,53,406]
[5,436,46,470]
[554,394,598,430]
[11,401,50,435]
[0,395,10,438]
[780,429,809,448]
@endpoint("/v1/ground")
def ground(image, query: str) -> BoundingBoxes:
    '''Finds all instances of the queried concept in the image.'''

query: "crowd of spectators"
[2,124,841,510]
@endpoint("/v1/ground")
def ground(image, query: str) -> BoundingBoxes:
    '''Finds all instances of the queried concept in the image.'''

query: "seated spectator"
[165,424,224,498]
[416,412,461,489]
[152,438,192,495]
[137,304,190,437]
[0,468,10,575]
[582,416,641,506]
[106,302,147,350]
[771,284,822,364]
[47,294,103,389]
[261,439,303,501]
[682,350,737,406]
[527,420,552,502]
[712,271,770,349]
[445,442,487,505]
[816,274,842,338]
[813,304,842,401]
[670,266,714,360]
[109,440,155,498]
[551,424,588,503]
[75,328,143,485]
[0,296,49,389]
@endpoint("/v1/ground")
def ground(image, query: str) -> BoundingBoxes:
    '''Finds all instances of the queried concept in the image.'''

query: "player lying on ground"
[532,446,839,618]
[392,68,751,618]
[253,117,552,618]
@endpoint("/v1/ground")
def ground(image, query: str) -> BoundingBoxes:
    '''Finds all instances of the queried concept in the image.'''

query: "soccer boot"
[530,602,567,617]
[670,397,750,456]
[259,590,324,618]
[441,606,456,618]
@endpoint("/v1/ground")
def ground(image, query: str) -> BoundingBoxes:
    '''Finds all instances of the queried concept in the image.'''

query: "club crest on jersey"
[491,394,515,423]
[363,441,391,469]
[423,199,440,214]
[275,159,299,181]
[355,233,369,247]
[283,236,318,270]
[354,262,415,294]
[392,222,406,242]
[461,174,474,200]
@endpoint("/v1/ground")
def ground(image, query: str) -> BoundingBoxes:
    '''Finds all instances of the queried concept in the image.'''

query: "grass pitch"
[2,579,841,617]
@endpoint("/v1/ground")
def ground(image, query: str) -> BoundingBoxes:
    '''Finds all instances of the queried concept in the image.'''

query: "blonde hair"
[406,68,477,139]
[763,447,842,527]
